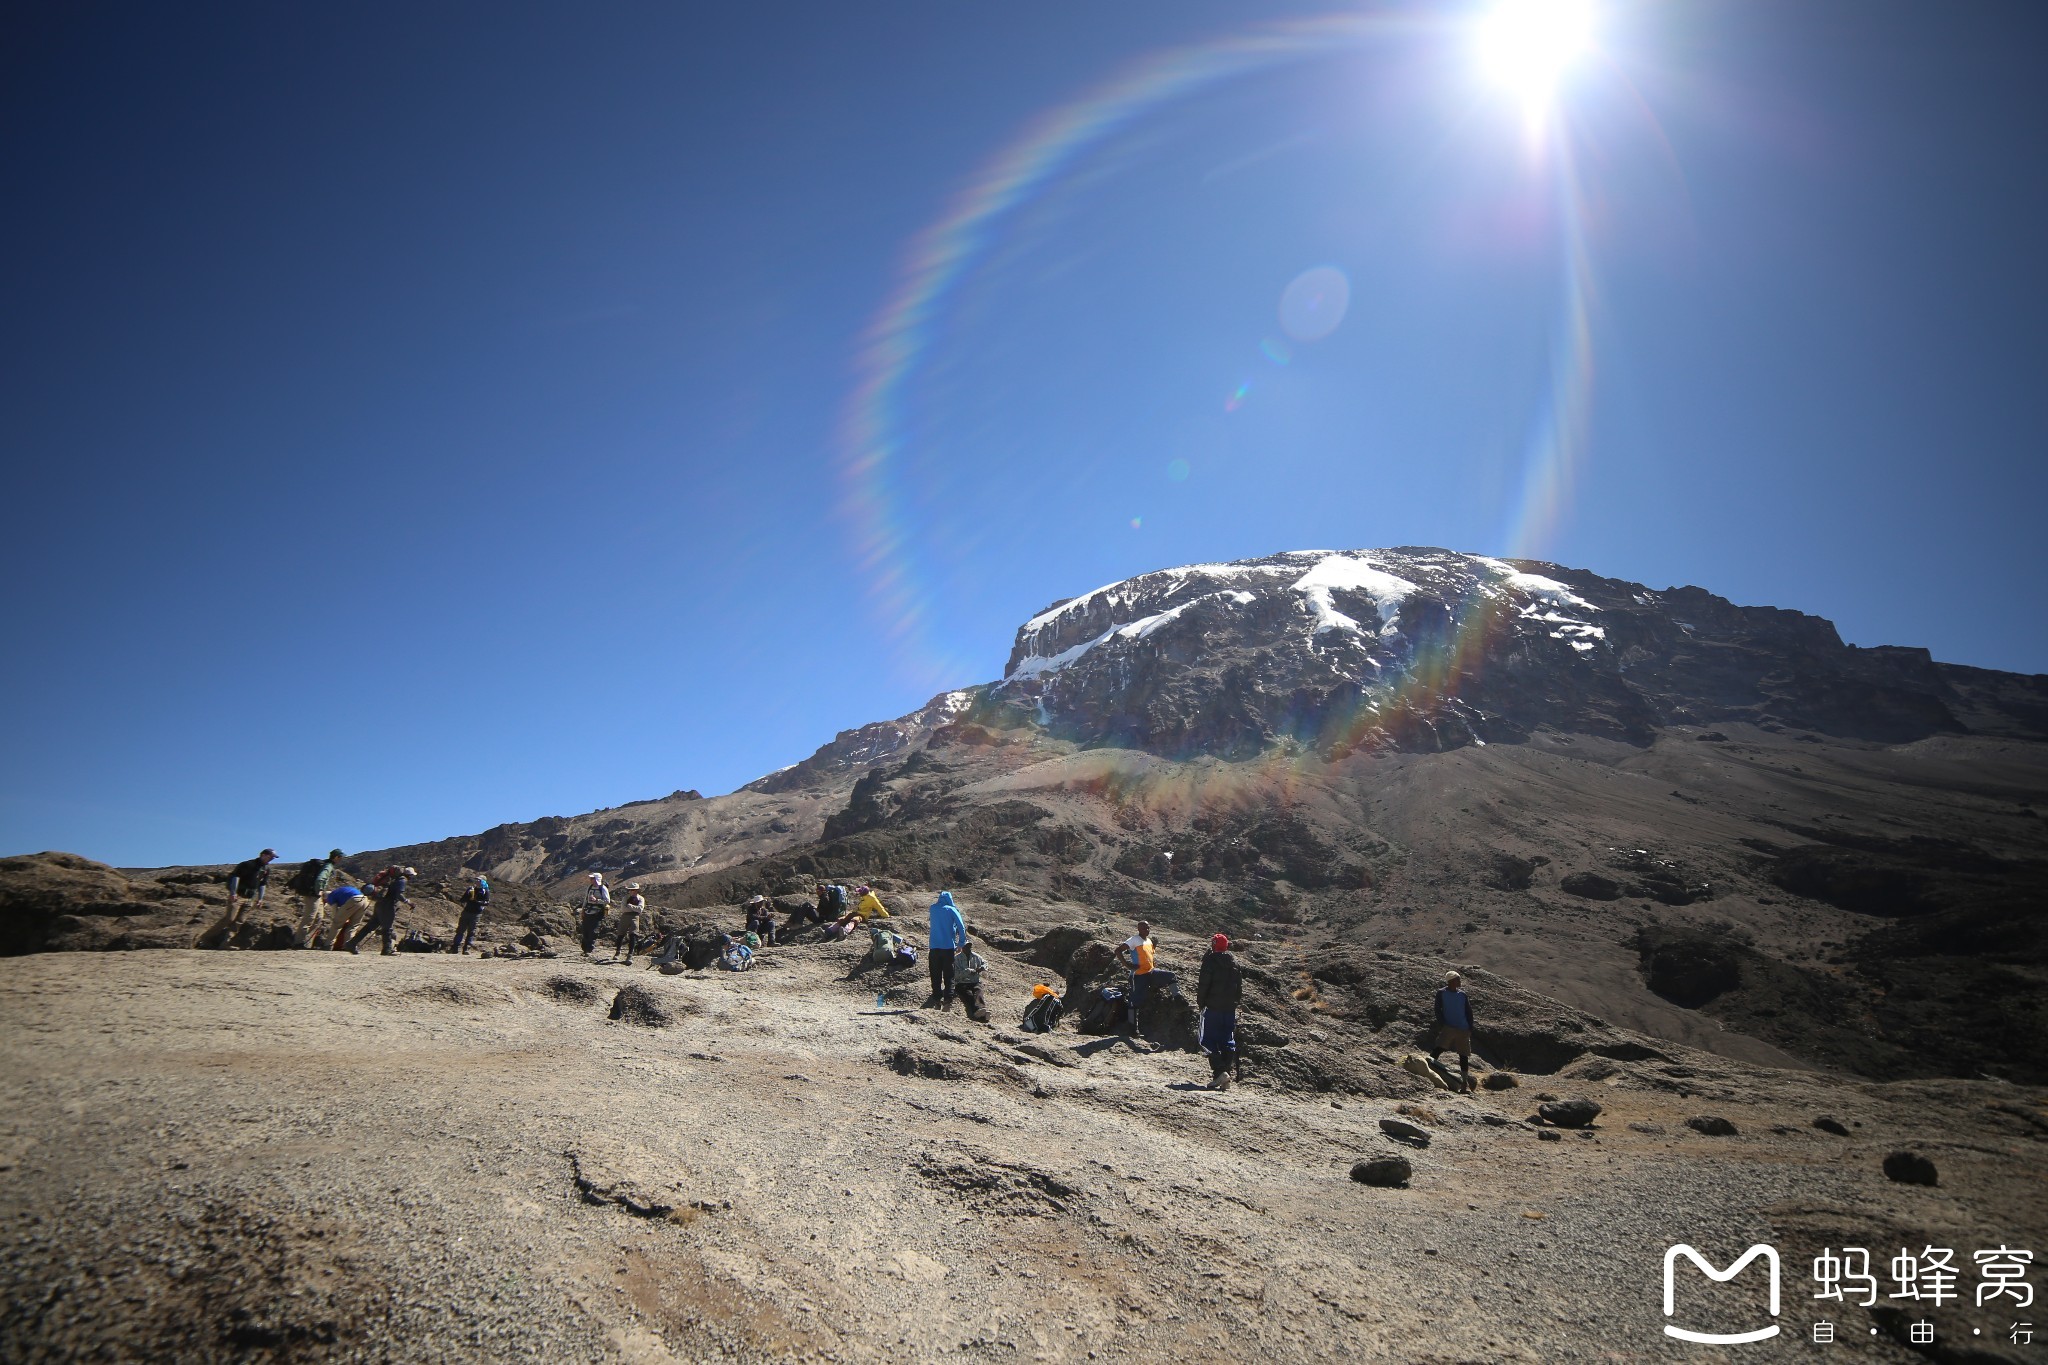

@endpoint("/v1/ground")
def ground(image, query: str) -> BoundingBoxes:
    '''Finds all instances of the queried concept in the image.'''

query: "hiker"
[450,875,490,954]
[1434,970,1478,1093]
[953,944,992,1023]
[579,873,611,957]
[286,850,349,947]
[926,890,967,1009]
[1196,933,1243,1091]
[1116,920,1158,1038]
[743,895,777,944]
[321,884,372,946]
[196,848,278,948]
[347,866,416,956]
[718,932,754,972]
[854,885,889,920]
[613,884,647,963]
[287,850,348,947]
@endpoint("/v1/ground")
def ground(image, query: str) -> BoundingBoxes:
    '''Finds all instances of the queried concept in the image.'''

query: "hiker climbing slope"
[926,890,967,1010]
[287,850,348,947]
[450,875,490,954]
[1433,970,1478,1093]
[195,848,278,948]
[347,866,415,956]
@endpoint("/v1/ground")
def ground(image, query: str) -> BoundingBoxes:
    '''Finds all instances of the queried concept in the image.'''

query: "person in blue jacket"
[926,890,968,1010]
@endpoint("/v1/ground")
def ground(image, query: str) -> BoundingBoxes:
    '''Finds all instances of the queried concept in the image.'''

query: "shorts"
[1438,1026,1472,1056]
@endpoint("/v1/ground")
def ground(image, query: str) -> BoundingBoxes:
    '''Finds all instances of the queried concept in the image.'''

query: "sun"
[1479,0,1595,108]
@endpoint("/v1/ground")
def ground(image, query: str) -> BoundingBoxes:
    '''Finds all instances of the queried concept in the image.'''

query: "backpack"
[1079,986,1126,1035]
[371,866,399,890]
[742,930,762,950]
[474,878,490,905]
[827,884,849,913]
[1021,993,1065,1034]
[286,859,324,894]
[720,943,754,972]
[869,924,898,965]
[892,943,918,969]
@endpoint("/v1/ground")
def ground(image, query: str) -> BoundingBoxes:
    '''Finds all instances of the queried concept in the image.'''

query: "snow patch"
[1290,554,1417,636]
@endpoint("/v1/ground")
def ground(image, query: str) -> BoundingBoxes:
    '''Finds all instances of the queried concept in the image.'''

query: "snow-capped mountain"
[988,547,2031,756]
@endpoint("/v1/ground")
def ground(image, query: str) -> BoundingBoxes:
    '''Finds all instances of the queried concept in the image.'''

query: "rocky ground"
[2,901,2042,1363]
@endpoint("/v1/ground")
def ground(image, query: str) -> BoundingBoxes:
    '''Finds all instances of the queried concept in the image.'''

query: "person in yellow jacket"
[831,884,891,931]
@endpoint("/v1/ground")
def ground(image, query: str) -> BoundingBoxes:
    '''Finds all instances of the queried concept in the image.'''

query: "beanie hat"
[1212,933,1230,953]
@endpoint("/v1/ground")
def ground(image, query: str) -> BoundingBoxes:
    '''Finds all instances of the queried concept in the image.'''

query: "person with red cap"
[1195,932,1243,1090]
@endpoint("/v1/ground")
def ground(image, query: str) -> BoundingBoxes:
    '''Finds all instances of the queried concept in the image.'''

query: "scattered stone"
[1537,1099,1602,1129]
[1695,731,1729,742]
[1482,1114,1512,1127]
[1395,1103,1440,1123]
[1627,1121,1666,1135]
[1538,1130,1562,1142]
[1685,1115,1738,1137]
[1535,1092,1559,1102]
[1813,1116,1850,1137]
[1481,1071,1519,1091]
[1882,1151,1938,1187]
[1349,1156,1412,1188]
[1379,1118,1431,1148]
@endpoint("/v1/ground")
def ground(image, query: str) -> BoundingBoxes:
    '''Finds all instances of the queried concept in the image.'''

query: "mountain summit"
[987,547,2042,757]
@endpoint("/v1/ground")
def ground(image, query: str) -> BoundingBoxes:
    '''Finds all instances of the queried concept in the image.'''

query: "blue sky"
[4,1,2044,867]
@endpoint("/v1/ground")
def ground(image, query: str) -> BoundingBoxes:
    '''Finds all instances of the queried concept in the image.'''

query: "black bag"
[286,859,323,895]
[828,884,849,913]
[1020,993,1065,1033]
[1078,987,1125,1035]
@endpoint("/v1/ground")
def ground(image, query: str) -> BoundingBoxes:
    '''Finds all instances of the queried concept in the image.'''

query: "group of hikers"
[194,850,1485,1093]
[196,848,442,956]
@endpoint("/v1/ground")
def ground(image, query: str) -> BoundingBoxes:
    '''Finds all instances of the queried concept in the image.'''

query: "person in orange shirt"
[1116,919,1158,1043]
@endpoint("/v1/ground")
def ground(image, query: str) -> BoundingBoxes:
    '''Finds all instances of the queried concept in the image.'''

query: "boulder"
[1379,1118,1431,1148]
[1537,1099,1602,1129]
[1685,1115,1739,1136]
[1349,1156,1412,1188]
[1400,1055,1453,1091]
[608,984,680,1028]
[1812,1115,1850,1137]
[1882,1151,1938,1187]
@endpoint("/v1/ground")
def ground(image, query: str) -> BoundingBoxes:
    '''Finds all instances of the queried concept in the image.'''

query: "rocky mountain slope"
[8,548,2046,1087]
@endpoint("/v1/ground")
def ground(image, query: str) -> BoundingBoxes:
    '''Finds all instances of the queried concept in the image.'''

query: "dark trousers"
[579,910,605,956]
[928,947,956,1000]
[957,982,989,1022]
[1125,972,1152,1030]
[349,905,396,954]
[450,910,480,953]
[1201,1008,1238,1075]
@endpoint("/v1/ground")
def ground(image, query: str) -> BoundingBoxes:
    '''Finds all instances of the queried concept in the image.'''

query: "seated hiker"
[1196,932,1243,1091]
[743,895,777,943]
[1020,983,1065,1033]
[953,945,992,1023]
[718,932,754,972]
[835,884,889,928]
[1433,970,1477,1092]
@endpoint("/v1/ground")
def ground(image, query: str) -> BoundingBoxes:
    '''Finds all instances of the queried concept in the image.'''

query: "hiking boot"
[347,943,361,955]
[1214,1072,1233,1092]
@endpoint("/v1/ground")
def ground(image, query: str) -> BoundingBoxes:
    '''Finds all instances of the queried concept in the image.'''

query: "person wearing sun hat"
[579,872,612,958]
[1196,932,1244,1090]
[612,883,648,963]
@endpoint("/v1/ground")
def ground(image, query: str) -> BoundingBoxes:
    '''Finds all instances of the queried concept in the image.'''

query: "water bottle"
[875,991,887,1010]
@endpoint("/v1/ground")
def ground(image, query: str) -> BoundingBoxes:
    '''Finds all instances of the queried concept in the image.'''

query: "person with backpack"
[717,932,754,972]
[449,875,490,954]
[1115,920,1158,1040]
[612,884,647,963]
[347,866,416,956]
[195,848,279,948]
[925,890,967,1010]
[952,944,992,1023]
[285,850,347,947]
[1433,970,1478,1093]
[1196,933,1243,1091]
[579,873,611,957]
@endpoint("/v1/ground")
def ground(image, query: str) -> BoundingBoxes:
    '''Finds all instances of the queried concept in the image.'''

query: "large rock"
[1537,1099,1603,1129]
[1685,1115,1739,1137]
[1378,1118,1431,1148]
[1882,1150,1938,1187]
[1349,1156,1413,1188]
